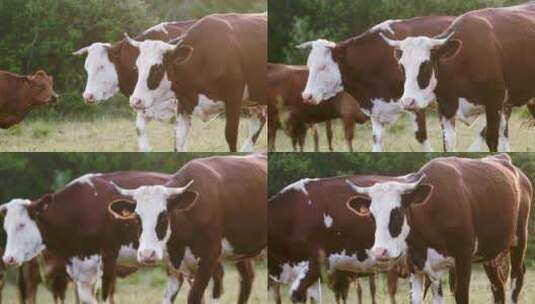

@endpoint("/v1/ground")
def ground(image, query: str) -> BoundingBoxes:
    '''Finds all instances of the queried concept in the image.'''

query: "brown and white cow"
[108,154,267,304]
[0,70,58,128]
[122,13,267,152]
[345,154,532,303]
[296,16,455,152]
[0,171,227,304]
[380,3,535,152]
[267,63,368,152]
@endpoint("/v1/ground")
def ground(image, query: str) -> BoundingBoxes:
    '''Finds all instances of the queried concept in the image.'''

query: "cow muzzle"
[2,255,20,267]
[138,249,158,265]
[400,97,418,112]
[130,96,148,110]
[83,92,97,105]
[371,247,394,262]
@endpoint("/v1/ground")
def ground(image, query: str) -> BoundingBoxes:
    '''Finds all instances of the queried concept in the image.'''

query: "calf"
[0,70,58,128]
[345,154,531,303]
[123,13,267,152]
[380,2,535,151]
[267,63,368,151]
[297,16,455,152]
[108,154,267,304]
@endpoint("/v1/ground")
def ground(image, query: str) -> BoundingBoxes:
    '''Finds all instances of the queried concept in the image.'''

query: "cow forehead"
[307,40,335,64]
[399,37,434,63]
[131,186,169,213]
[3,199,33,226]
[366,182,407,211]
[85,43,113,67]
[136,41,170,66]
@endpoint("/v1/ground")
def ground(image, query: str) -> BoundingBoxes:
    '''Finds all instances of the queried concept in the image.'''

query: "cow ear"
[393,49,402,61]
[29,193,54,216]
[108,199,136,221]
[170,45,194,65]
[401,184,433,208]
[167,190,199,212]
[346,195,372,217]
[431,39,462,61]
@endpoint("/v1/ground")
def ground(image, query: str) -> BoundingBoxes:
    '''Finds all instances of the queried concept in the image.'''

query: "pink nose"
[302,92,313,103]
[371,248,390,261]
[139,250,157,264]
[83,93,95,104]
[400,97,417,110]
[130,97,144,109]
[3,256,17,267]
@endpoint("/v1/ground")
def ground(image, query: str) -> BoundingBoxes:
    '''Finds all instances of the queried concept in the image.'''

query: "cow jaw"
[80,43,119,103]
[301,39,343,104]
[2,199,45,266]
[131,40,175,110]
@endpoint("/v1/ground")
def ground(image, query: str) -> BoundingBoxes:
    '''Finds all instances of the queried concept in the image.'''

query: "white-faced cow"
[108,154,267,304]
[0,70,58,128]
[296,16,455,152]
[122,13,267,152]
[380,3,535,152]
[73,20,265,152]
[346,154,532,303]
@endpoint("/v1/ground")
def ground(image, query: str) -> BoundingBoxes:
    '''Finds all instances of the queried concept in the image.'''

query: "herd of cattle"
[0,154,267,304]
[269,153,532,304]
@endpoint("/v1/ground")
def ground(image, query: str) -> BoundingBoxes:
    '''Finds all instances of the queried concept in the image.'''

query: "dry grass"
[0,116,267,152]
[272,111,534,152]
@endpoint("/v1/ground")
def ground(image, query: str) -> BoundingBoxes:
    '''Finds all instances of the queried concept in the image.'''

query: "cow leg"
[510,203,529,304]
[240,112,263,152]
[484,104,502,152]
[483,262,505,304]
[439,115,456,152]
[430,277,445,304]
[307,279,322,304]
[18,261,39,304]
[370,117,384,152]
[328,271,349,304]
[355,278,362,304]
[409,272,425,304]
[267,109,278,152]
[453,256,472,304]
[386,268,398,304]
[100,251,118,303]
[311,124,320,152]
[340,118,353,152]
[369,274,377,304]
[135,112,152,152]
[175,112,192,152]
[467,116,486,152]
[211,262,224,302]
[235,259,255,304]
[187,249,219,304]
[324,121,334,152]
[48,267,69,304]
[497,109,511,152]
[291,255,321,303]
[224,99,241,152]
[268,276,282,304]
[410,110,433,152]
[162,269,184,304]
[0,268,4,304]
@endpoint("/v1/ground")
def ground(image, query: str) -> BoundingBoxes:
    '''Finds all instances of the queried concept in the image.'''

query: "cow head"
[345,174,433,262]
[107,180,197,265]
[26,71,58,104]
[73,43,120,104]
[380,32,461,111]
[296,39,343,104]
[123,34,187,110]
[0,198,49,267]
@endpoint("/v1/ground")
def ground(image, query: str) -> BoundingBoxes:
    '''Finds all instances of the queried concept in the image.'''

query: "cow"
[268,176,427,304]
[73,20,266,152]
[296,16,455,152]
[0,70,58,128]
[328,269,402,304]
[267,63,368,152]
[122,13,267,152]
[107,154,267,304]
[0,171,227,304]
[379,3,535,152]
[345,154,531,303]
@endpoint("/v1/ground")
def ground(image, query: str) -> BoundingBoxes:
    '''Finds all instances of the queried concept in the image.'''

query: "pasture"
[1,261,267,304]
[272,110,534,152]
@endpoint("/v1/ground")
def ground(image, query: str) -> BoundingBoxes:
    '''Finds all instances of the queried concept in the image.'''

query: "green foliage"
[269,0,526,63]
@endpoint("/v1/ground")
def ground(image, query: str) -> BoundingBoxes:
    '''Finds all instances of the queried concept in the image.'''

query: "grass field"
[0,115,267,152]
[273,111,534,152]
[1,261,268,304]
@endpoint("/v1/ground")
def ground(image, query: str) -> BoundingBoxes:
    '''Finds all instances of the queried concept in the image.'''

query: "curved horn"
[123,32,141,47]
[295,41,314,49]
[345,179,370,195]
[429,31,455,48]
[111,181,138,197]
[379,32,401,48]
[164,180,194,196]
[397,173,426,192]
[72,46,90,56]
[168,36,184,46]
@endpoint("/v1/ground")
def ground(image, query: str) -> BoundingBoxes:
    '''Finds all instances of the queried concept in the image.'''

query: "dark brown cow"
[123,13,267,152]
[297,16,454,152]
[346,154,532,303]
[381,2,535,152]
[0,70,57,128]
[109,154,267,304]
[267,63,368,152]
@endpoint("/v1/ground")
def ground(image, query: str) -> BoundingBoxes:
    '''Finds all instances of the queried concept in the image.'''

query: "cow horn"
[345,179,370,195]
[397,173,426,192]
[295,41,314,49]
[164,180,194,196]
[72,46,90,56]
[124,33,141,47]
[379,32,401,48]
[111,181,138,197]
[430,32,455,48]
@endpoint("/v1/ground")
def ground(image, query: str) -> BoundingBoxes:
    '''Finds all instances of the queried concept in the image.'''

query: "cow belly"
[423,248,455,279]
[327,250,396,274]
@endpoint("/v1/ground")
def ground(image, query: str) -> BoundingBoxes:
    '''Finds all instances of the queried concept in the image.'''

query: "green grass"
[0,115,267,152]
[272,266,535,303]
[1,261,268,304]
[273,111,534,152]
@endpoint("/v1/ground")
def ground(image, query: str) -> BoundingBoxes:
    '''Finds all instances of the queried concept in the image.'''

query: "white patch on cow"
[371,19,400,35]
[162,275,183,304]
[67,173,103,196]
[408,112,433,152]
[307,279,322,303]
[192,95,225,122]
[410,272,425,304]
[396,37,439,109]
[144,22,170,35]
[327,250,396,275]
[498,112,510,152]
[277,261,321,302]
[430,279,444,304]
[175,113,191,152]
[511,277,518,304]
[423,248,454,281]
[370,117,385,152]
[79,43,119,102]
[440,116,456,152]
[136,112,152,152]
[140,98,177,121]
[117,243,139,266]
[221,238,235,259]
[131,40,176,109]
[240,113,262,152]
[302,39,344,104]
[456,98,483,126]
[472,239,479,256]
[323,214,333,228]
[1,199,45,266]
[279,178,319,196]
[180,247,199,278]
[242,84,250,101]
[467,117,486,152]
[67,255,102,304]
[370,98,402,125]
